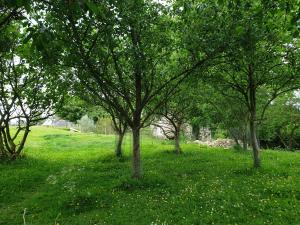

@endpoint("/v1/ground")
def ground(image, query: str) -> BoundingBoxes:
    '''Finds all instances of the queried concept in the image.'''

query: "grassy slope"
[0,127,300,225]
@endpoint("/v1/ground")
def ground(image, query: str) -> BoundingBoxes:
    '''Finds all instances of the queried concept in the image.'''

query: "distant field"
[0,126,300,225]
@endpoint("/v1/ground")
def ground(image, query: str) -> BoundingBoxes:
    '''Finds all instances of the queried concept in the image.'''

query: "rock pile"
[193,139,235,149]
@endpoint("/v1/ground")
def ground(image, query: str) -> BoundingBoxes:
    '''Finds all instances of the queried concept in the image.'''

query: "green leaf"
[293,30,299,38]
[23,33,33,44]
[85,1,99,15]
[235,26,244,36]
[217,0,224,5]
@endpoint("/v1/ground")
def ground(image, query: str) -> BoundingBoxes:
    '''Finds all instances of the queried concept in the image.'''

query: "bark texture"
[115,131,125,157]
[249,64,261,167]
[132,127,142,178]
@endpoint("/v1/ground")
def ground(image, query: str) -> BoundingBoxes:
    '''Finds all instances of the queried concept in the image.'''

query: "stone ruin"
[151,117,192,140]
[194,127,235,149]
[198,127,212,141]
[193,139,236,149]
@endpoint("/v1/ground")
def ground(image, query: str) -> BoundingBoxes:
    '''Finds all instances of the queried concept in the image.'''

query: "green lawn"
[1,127,300,225]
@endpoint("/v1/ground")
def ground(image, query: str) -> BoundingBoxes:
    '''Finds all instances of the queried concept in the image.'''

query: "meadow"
[1,127,300,225]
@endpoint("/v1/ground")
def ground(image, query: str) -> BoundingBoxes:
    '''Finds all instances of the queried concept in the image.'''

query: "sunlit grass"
[0,126,300,225]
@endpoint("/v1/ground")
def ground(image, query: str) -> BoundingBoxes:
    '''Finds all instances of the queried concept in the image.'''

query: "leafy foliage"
[0,21,66,159]
[260,93,300,149]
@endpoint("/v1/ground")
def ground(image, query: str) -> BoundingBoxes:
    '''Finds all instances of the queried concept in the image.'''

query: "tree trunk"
[0,131,6,159]
[232,134,240,146]
[132,127,142,178]
[242,129,248,151]
[115,131,125,157]
[242,137,248,151]
[288,126,298,149]
[174,133,181,154]
[0,145,6,159]
[278,130,288,149]
[111,115,128,158]
[249,116,260,167]
[248,64,260,168]
[174,125,181,154]
[16,128,30,156]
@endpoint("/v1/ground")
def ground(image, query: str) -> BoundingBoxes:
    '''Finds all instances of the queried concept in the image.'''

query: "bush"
[77,115,95,133]
[95,118,114,134]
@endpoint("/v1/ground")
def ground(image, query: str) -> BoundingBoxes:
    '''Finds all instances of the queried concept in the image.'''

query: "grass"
[1,126,300,225]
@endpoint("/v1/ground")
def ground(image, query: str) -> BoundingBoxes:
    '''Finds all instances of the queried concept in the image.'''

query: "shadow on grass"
[100,154,130,163]
[232,148,252,155]
[0,155,67,208]
[60,192,113,215]
[0,154,66,168]
[232,167,264,176]
[115,175,168,192]
[155,149,200,157]
[43,134,72,140]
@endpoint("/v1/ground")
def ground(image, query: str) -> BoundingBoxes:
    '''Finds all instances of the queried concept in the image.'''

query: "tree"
[154,98,188,154]
[56,81,129,157]
[62,80,129,157]
[0,23,65,159]
[40,0,219,178]
[153,82,203,153]
[260,93,300,150]
[56,96,87,123]
[80,91,129,158]
[101,103,128,158]
[0,1,30,30]
[219,98,249,150]
[195,84,250,149]
[202,0,300,167]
